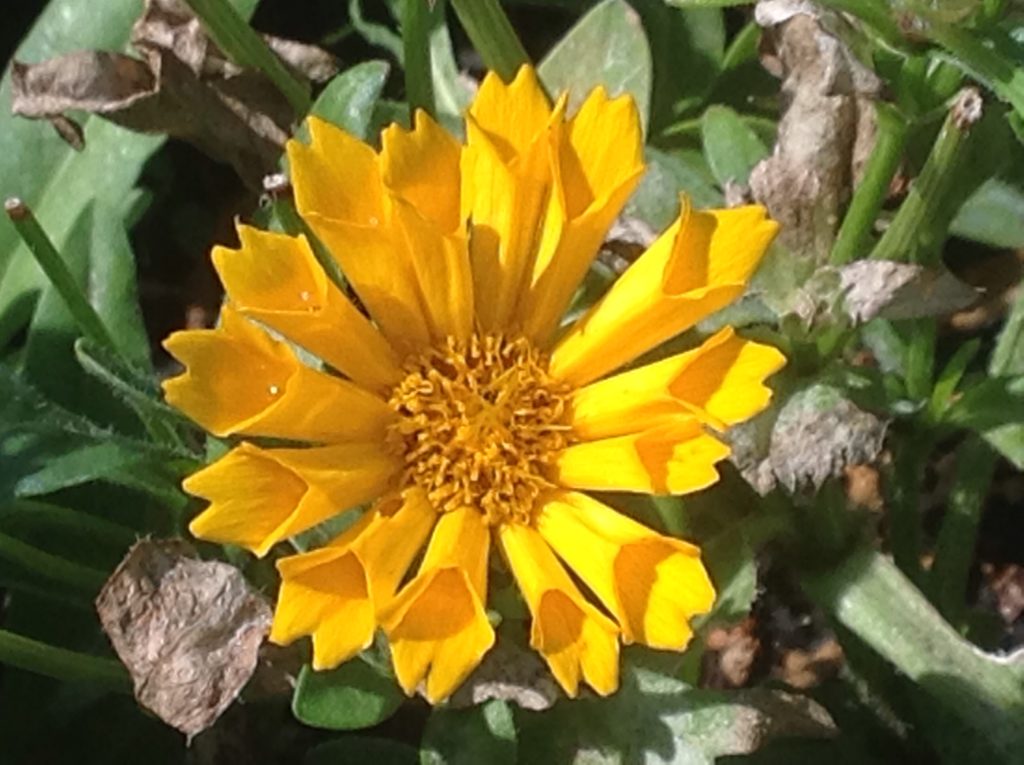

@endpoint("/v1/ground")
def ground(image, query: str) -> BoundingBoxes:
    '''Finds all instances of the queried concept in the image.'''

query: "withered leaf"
[769,384,888,492]
[750,1,881,264]
[449,637,561,711]
[96,539,272,739]
[839,259,978,322]
[11,0,338,189]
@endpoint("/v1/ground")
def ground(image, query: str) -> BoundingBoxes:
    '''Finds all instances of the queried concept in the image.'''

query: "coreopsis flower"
[162,66,784,703]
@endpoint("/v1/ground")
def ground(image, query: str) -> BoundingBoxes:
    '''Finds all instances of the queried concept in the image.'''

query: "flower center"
[387,334,574,526]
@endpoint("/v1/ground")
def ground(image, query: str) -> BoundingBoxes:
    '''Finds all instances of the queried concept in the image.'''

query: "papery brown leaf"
[96,539,271,739]
[10,0,337,189]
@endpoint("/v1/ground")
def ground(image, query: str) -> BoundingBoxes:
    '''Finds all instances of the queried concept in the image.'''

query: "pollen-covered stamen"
[387,334,574,526]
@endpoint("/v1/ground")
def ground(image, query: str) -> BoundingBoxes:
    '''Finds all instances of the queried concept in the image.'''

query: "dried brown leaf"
[96,539,271,739]
[10,0,337,188]
[751,2,881,264]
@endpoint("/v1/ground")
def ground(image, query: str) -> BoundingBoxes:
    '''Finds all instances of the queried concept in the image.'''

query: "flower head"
[163,66,784,703]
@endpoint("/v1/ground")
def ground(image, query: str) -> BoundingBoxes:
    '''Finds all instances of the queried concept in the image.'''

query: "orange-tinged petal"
[162,306,394,441]
[304,214,432,354]
[213,225,402,392]
[554,419,731,495]
[382,507,494,703]
[536,491,715,649]
[461,98,562,331]
[393,198,474,343]
[469,65,551,162]
[288,116,384,227]
[570,327,786,439]
[185,441,400,557]
[269,490,437,669]
[497,523,619,697]
[517,92,644,344]
[381,109,462,232]
[550,201,779,385]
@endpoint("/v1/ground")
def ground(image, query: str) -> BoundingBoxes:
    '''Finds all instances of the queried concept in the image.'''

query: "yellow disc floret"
[387,334,574,526]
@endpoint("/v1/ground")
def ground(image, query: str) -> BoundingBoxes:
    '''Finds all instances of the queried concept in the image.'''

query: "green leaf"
[538,0,653,134]
[421,700,517,765]
[951,178,1024,248]
[991,287,1024,376]
[430,4,474,120]
[701,104,769,187]
[311,61,392,142]
[625,147,722,230]
[0,0,164,347]
[305,737,418,765]
[292,659,404,730]
[350,0,404,62]
[518,665,834,763]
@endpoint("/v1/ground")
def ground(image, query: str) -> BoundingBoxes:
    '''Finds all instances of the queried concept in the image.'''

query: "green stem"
[182,0,311,115]
[0,629,130,692]
[801,546,1024,761]
[4,199,122,360]
[870,89,982,266]
[0,532,107,596]
[888,431,930,583]
[450,0,529,82]
[927,437,997,624]
[0,499,136,548]
[905,319,936,402]
[831,103,908,265]
[403,0,438,117]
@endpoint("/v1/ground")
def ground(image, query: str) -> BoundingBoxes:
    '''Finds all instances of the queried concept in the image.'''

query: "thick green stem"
[403,0,438,117]
[4,199,122,359]
[801,546,1024,761]
[831,103,908,265]
[183,0,311,114]
[0,630,130,692]
[0,532,107,596]
[870,89,983,266]
[928,437,997,624]
[450,0,529,82]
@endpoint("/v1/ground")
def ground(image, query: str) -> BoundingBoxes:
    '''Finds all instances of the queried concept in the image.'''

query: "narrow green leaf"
[450,0,530,82]
[292,659,404,730]
[401,0,438,117]
[538,0,653,134]
[952,178,1024,249]
[701,104,769,187]
[0,532,107,596]
[991,286,1024,376]
[0,629,130,692]
[350,0,405,62]
[0,0,161,342]
[311,61,391,141]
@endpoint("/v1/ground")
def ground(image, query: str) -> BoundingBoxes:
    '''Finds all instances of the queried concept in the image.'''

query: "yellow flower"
[162,66,784,704]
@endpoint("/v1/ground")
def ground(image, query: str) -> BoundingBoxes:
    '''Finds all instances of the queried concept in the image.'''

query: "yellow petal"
[288,116,384,227]
[461,101,560,331]
[162,306,394,441]
[554,419,731,495]
[271,543,377,669]
[381,109,462,232]
[536,491,715,649]
[393,198,474,343]
[381,507,494,703]
[497,523,619,697]
[269,490,438,669]
[550,201,779,385]
[517,91,645,344]
[185,441,400,556]
[469,65,551,162]
[570,327,786,439]
[213,224,402,392]
[304,214,432,354]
